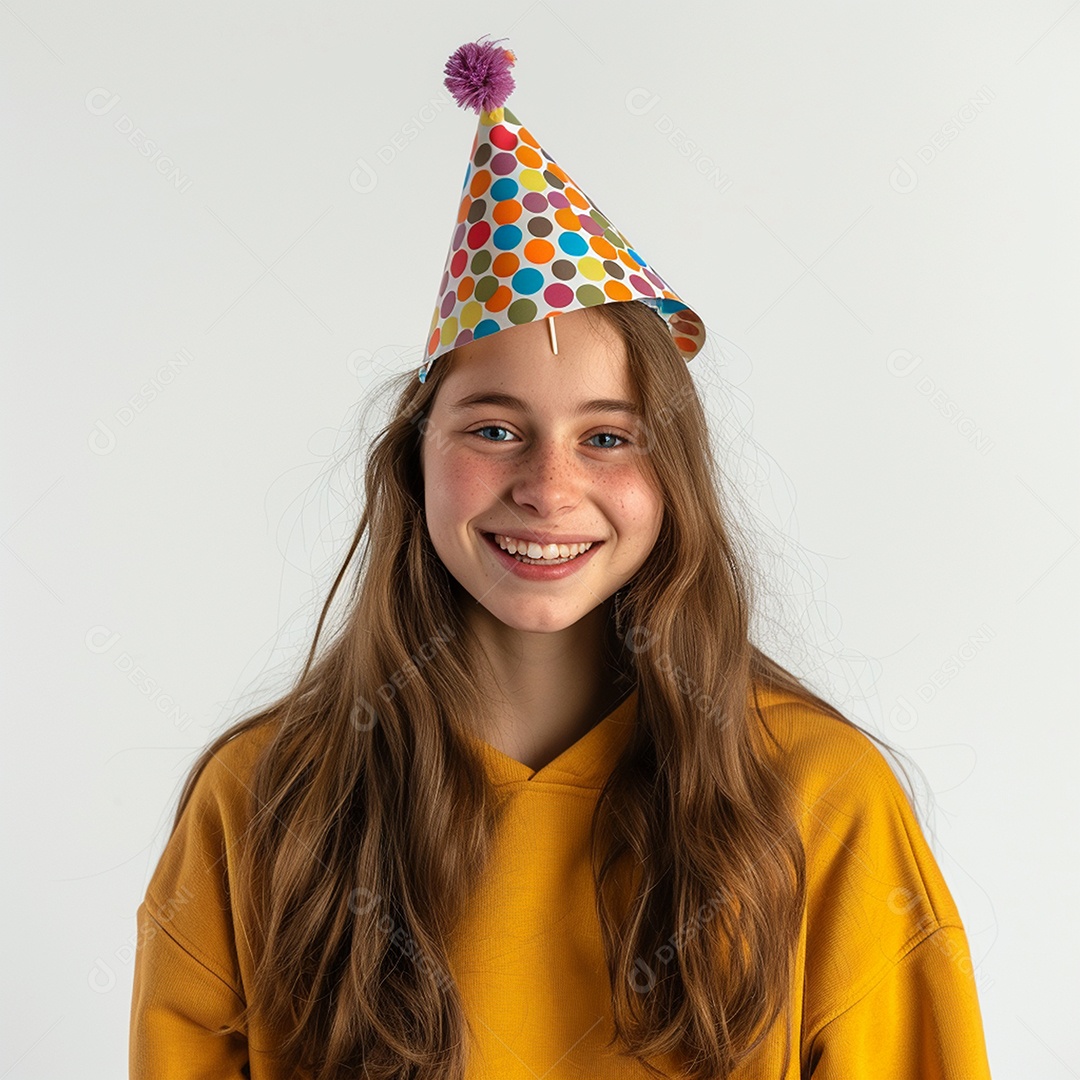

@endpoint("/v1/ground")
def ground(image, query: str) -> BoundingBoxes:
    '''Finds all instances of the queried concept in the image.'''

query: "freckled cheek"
[603,473,664,540]
[425,455,501,525]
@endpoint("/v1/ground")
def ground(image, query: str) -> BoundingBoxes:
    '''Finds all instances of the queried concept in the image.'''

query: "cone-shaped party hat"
[419,37,706,382]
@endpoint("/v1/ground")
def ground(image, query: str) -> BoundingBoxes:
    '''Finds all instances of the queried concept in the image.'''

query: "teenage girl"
[129,38,993,1080]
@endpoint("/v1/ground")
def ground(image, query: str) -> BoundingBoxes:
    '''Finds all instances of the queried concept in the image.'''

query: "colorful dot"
[474,143,492,167]
[603,228,625,249]
[644,267,666,290]
[524,238,555,263]
[467,221,491,249]
[469,171,490,198]
[511,268,544,294]
[427,328,440,356]
[542,170,564,190]
[493,199,522,224]
[518,125,540,149]
[454,329,474,347]
[554,207,581,232]
[440,316,458,344]
[452,222,466,250]
[516,146,542,168]
[466,199,487,224]
[456,276,475,301]
[490,125,518,150]
[450,250,467,278]
[440,292,456,317]
[507,298,537,324]
[544,283,574,307]
[577,256,605,281]
[493,224,523,251]
[548,161,570,184]
[603,259,624,279]
[491,152,518,176]
[474,275,499,302]
[519,169,546,191]
[527,216,553,237]
[566,187,589,210]
[491,178,518,201]
[618,249,641,271]
[629,274,655,297]
[486,285,513,312]
[471,250,492,274]
[604,281,632,301]
[578,214,603,236]
[590,236,617,260]
[522,192,548,213]
[547,191,570,209]
[492,252,520,277]
[558,233,588,257]
[551,259,576,280]
[627,247,645,266]
[575,284,605,307]
[474,319,500,339]
[460,300,483,328]
[590,210,611,229]
[438,270,448,295]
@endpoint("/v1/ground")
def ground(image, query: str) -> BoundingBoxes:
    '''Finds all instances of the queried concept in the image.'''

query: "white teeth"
[493,533,594,561]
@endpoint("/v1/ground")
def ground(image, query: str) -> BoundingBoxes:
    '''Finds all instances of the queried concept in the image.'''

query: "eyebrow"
[447,391,643,417]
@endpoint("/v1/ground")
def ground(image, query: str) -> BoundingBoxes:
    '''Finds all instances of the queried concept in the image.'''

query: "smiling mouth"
[483,531,602,565]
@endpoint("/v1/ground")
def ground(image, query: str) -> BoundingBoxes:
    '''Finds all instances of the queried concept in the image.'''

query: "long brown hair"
[171,299,914,1078]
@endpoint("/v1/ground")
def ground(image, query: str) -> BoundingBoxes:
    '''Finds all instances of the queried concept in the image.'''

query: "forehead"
[435,308,637,408]
[443,387,643,419]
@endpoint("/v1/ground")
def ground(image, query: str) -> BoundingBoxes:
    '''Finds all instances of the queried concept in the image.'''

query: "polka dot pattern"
[420,103,706,381]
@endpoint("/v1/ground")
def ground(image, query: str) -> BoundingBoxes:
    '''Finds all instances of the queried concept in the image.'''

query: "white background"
[4,2,1077,1075]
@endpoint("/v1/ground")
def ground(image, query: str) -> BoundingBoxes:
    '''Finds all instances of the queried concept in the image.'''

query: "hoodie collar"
[468,687,638,789]
[467,683,806,788]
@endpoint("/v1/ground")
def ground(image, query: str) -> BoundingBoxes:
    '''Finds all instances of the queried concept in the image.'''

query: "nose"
[509,437,588,517]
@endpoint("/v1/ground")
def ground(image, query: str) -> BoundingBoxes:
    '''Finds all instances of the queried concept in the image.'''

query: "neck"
[463,595,630,769]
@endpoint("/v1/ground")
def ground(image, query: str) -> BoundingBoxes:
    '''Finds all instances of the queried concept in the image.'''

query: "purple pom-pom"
[443,36,516,114]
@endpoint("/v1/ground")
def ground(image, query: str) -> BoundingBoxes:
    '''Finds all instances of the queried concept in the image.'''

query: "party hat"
[419,37,706,382]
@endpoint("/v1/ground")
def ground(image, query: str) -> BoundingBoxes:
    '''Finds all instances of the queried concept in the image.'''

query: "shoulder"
[144,719,280,912]
[748,684,938,869]
[749,684,901,817]
[750,685,968,1026]
[171,716,282,837]
[192,718,280,812]
[138,718,280,994]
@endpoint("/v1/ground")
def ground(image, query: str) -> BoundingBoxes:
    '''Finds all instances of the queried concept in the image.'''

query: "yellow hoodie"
[129,685,993,1078]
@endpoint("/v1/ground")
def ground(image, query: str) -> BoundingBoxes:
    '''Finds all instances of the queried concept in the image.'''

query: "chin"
[480,600,600,635]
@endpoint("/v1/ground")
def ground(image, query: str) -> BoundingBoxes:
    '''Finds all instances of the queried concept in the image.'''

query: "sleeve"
[766,700,994,1079]
[129,742,257,1078]
[129,900,249,1076]
[807,922,992,1079]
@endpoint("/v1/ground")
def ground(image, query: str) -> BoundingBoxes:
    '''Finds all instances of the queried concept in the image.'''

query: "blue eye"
[469,426,628,448]
[471,425,514,442]
[589,432,626,449]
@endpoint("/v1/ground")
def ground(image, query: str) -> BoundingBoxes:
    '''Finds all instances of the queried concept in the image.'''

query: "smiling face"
[419,306,664,637]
